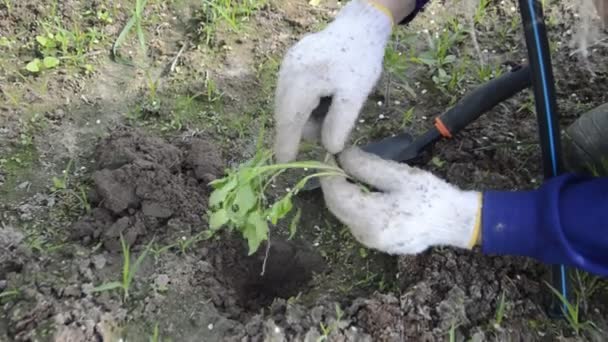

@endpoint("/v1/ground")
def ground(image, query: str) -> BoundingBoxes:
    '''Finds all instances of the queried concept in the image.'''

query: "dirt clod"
[71,127,221,251]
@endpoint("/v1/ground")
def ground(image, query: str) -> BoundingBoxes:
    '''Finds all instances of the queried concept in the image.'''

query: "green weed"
[92,236,153,302]
[112,0,148,62]
[493,291,507,330]
[1,0,13,16]
[411,20,467,94]
[573,270,604,314]
[545,281,597,336]
[195,0,267,45]
[448,321,458,342]
[401,107,415,128]
[154,230,212,257]
[474,64,504,83]
[150,323,161,342]
[317,304,344,342]
[26,18,105,74]
[473,0,490,26]
[50,160,91,214]
[0,289,20,302]
[204,71,223,103]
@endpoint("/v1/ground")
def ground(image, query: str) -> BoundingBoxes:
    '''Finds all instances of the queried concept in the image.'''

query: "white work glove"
[273,0,393,162]
[320,147,483,254]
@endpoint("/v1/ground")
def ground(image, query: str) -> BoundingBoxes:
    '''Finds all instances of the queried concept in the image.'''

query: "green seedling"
[150,323,160,342]
[493,291,507,330]
[317,304,344,342]
[25,56,60,73]
[208,148,346,255]
[92,235,153,302]
[448,321,457,342]
[51,159,73,191]
[196,0,267,45]
[573,270,604,314]
[474,0,490,25]
[401,107,415,128]
[0,289,20,302]
[545,281,597,336]
[156,230,213,257]
[2,0,13,16]
[113,0,148,61]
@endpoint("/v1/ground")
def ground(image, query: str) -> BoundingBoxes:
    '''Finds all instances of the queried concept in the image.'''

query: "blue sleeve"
[481,173,608,277]
[399,0,432,25]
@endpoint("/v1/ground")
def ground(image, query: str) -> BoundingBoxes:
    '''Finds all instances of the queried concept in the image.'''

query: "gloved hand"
[320,147,482,254]
[273,0,394,162]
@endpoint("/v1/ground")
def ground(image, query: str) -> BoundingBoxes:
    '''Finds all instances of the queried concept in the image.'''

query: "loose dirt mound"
[70,126,222,251]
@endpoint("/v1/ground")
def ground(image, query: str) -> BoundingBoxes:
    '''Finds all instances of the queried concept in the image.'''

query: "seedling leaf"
[288,208,301,240]
[36,36,48,46]
[91,281,122,292]
[268,194,292,225]
[209,208,229,230]
[244,212,268,255]
[43,56,60,69]
[26,59,41,72]
[234,184,256,215]
[209,177,237,207]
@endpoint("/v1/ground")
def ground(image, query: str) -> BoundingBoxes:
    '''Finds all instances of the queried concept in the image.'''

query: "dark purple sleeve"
[481,173,608,277]
[399,0,432,25]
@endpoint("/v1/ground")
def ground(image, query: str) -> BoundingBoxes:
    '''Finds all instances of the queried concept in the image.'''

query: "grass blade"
[121,236,130,290]
[91,281,122,292]
[136,20,146,57]
[129,239,154,285]
[112,16,136,57]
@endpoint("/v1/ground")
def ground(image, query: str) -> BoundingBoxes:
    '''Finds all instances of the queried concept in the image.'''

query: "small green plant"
[25,56,60,73]
[2,0,13,16]
[26,19,106,73]
[473,0,490,25]
[473,63,505,84]
[0,289,20,302]
[91,236,153,301]
[204,72,222,103]
[208,131,346,255]
[573,270,604,314]
[411,20,467,94]
[196,0,267,45]
[150,323,161,342]
[545,281,597,336]
[448,321,458,342]
[493,291,507,329]
[317,304,344,342]
[401,107,415,128]
[112,0,148,61]
[152,230,212,258]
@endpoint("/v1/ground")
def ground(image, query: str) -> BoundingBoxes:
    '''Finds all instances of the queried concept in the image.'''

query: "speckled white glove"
[320,147,482,254]
[273,0,393,162]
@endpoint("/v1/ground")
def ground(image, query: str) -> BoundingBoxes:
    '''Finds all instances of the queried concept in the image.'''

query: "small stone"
[63,284,81,298]
[208,323,214,330]
[92,254,107,269]
[155,274,170,292]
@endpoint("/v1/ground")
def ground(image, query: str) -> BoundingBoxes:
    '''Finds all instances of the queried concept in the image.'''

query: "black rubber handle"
[361,131,415,161]
[437,65,531,136]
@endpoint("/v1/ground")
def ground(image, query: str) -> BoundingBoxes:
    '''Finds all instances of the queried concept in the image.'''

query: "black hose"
[518,0,570,316]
